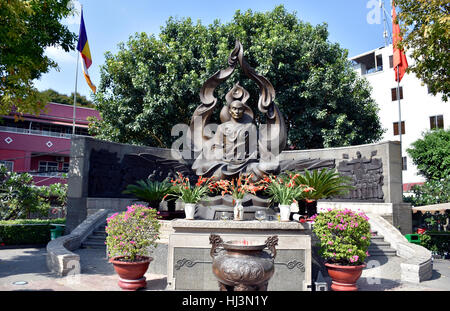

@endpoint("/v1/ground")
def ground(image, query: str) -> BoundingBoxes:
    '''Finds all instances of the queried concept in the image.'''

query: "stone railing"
[46,209,108,276]
[368,213,432,283]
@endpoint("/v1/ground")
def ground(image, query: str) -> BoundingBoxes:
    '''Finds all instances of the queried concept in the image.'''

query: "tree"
[406,129,450,181]
[90,6,383,150]
[0,0,77,116]
[39,89,94,108]
[395,0,450,101]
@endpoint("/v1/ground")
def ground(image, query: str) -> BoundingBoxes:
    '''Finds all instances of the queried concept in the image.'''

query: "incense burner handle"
[265,235,279,260]
[209,234,224,259]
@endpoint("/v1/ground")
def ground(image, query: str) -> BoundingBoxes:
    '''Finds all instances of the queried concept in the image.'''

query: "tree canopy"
[90,6,383,150]
[396,0,450,101]
[39,89,94,108]
[406,128,450,181]
[0,0,77,116]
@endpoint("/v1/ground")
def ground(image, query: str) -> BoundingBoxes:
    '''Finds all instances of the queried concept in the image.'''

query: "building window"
[0,160,14,172]
[393,121,406,135]
[391,87,404,101]
[62,162,70,172]
[402,157,407,171]
[389,55,393,68]
[430,115,444,130]
[38,161,58,173]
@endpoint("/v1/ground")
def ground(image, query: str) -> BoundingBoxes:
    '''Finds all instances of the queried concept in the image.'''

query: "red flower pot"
[110,256,153,291]
[325,263,366,291]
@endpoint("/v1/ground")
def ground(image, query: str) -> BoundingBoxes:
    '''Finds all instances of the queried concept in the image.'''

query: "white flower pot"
[279,204,291,222]
[184,203,196,220]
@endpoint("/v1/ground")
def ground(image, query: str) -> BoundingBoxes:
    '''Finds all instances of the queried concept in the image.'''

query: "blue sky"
[34,0,394,100]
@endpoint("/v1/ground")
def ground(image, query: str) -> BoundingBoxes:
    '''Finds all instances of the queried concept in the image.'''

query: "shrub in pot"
[122,179,172,210]
[293,168,353,217]
[263,173,313,222]
[311,208,371,291]
[163,172,214,219]
[105,204,161,290]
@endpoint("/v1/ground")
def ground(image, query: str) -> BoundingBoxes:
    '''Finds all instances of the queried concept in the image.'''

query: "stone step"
[368,248,397,256]
[369,240,391,248]
[370,235,385,242]
[81,240,106,249]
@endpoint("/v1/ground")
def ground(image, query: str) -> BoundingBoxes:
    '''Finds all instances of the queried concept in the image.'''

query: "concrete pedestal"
[167,219,312,291]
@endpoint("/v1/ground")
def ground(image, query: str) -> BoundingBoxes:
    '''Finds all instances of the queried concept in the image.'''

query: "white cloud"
[45,46,77,64]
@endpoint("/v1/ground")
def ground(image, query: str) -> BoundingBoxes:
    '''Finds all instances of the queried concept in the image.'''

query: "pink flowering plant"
[105,204,161,262]
[311,209,371,266]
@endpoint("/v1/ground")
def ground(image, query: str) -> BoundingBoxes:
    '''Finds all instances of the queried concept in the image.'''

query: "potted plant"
[211,174,266,221]
[263,173,313,222]
[122,179,172,211]
[105,204,161,290]
[311,208,371,291]
[163,172,213,220]
[293,168,353,217]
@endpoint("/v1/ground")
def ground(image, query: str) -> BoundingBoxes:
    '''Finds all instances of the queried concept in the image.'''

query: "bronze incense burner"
[209,234,278,291]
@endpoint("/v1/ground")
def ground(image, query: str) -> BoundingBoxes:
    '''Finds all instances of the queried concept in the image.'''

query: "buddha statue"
[188,41,287,181]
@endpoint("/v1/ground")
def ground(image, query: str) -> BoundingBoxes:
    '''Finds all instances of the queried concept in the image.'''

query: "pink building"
[0,103,100,186]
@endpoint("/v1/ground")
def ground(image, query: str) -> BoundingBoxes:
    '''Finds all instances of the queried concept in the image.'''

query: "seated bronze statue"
[188,41,287,181]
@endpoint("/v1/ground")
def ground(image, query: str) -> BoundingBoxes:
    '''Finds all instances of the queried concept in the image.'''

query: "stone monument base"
[167,219,312,291]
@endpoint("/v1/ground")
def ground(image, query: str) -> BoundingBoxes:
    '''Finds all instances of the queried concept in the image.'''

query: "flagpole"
[397,65,402,153]
[72,52,79,135]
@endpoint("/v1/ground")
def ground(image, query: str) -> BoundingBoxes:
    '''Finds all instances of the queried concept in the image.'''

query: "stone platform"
[167,219,312,291]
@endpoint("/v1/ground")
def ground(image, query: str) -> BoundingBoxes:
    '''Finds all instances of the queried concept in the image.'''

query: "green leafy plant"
[122,179,172,209]
[0,218,65,245]
[403,177,450,207]
[406,129,450,181]
[311,209,371,265]
[292,168,353,202]
[263,173,313,206]
[164,172,213,204]
[105,204,161,262]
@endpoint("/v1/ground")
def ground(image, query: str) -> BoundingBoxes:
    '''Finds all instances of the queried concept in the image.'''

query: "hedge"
[0,218,65,245]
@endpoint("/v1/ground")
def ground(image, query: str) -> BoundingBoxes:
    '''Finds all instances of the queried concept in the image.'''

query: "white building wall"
[351,45,450,185]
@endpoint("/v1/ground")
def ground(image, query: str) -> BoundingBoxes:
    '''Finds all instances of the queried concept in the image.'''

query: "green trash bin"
[50,224,65,240]
[405,234,421,244]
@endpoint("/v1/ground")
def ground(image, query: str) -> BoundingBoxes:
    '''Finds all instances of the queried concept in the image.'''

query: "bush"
[0,166,67,220]
[0,218,65,245]
[403,177,450,206]
[419,232,450,256]
[406,129,450,181]
[311,209,371,265]
[105,204,160,261]
[122,179,172,209]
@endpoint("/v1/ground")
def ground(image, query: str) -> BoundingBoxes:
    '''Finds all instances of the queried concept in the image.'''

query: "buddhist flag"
[77,9,96,93]
[392,3,408,82]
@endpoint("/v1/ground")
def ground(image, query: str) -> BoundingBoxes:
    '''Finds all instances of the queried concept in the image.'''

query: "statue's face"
[229,101,245,120]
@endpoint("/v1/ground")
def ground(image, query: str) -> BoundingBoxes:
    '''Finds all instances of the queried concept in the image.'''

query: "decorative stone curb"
[367,213,432,284]
[46,209,109,276]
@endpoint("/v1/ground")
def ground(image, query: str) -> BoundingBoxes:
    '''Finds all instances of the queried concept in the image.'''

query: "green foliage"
[292,168,353,201]
[90,5,383,149]
[406,129,450,181]
[396,0,450,101]
[0,218,65,245]
[311,209,371,265]
[419,232,450,256]
[0,0,77,116]
[164,173,213,204]
[403,177,450,206]
[105,204,161,261]
[122,179,172,209]
[39,89,95,108]
[0,166,67,220]
[263,173,312,205]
